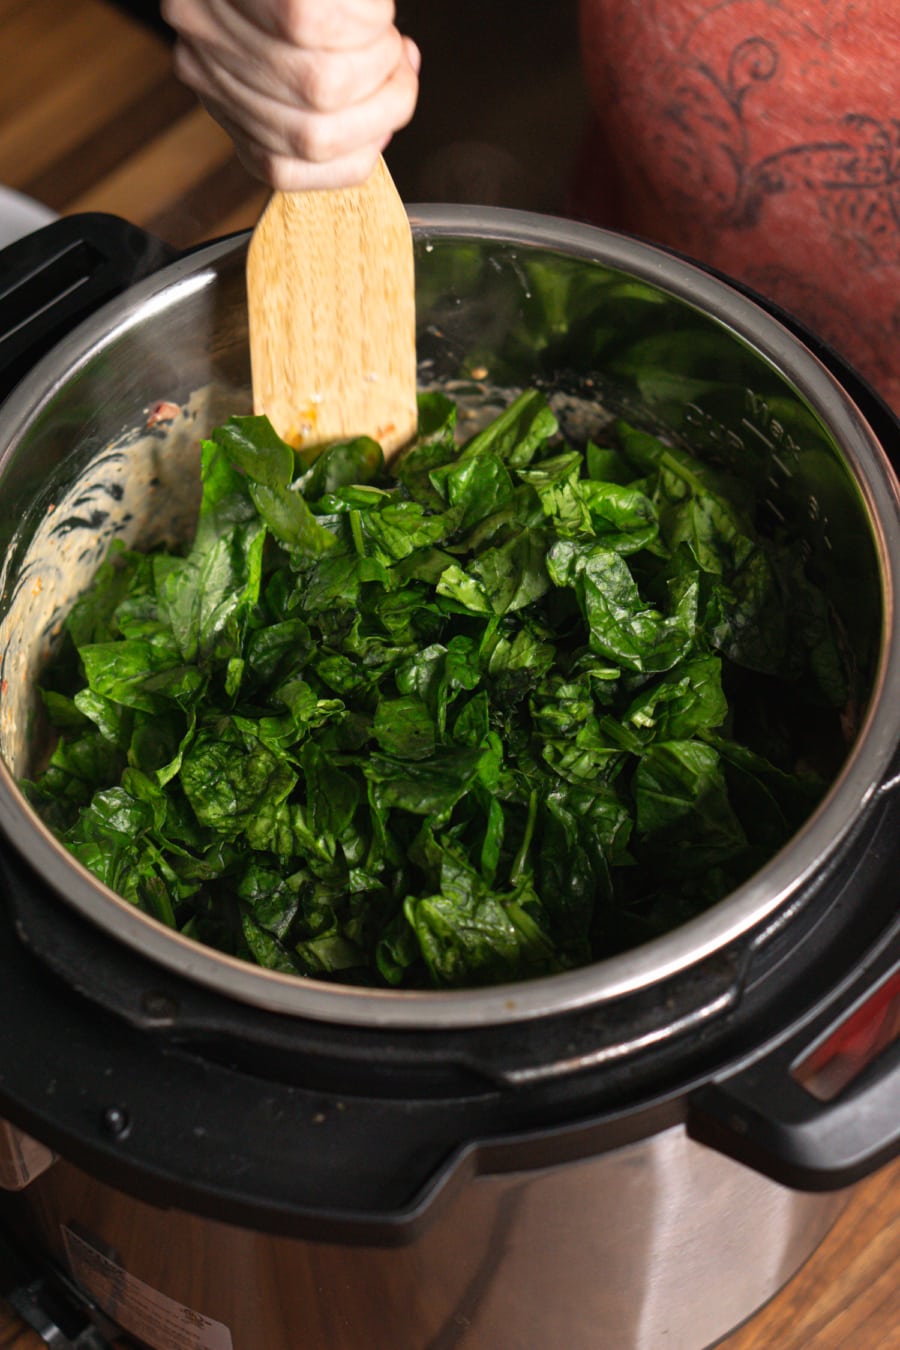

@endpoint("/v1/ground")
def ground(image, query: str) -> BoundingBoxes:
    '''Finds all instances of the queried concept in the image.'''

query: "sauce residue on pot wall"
[0,384,248,781]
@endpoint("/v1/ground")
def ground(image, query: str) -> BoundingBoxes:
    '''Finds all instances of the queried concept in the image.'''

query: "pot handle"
[687,923,900,1191]
[0,212,176,404]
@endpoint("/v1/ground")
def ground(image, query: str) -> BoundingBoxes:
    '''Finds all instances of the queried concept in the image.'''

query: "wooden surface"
[247,165,418,455]
[0,0,267,249]
[0,1,896,1346]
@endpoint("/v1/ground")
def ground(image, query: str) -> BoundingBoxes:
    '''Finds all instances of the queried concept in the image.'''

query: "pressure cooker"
[0,208,897,1350]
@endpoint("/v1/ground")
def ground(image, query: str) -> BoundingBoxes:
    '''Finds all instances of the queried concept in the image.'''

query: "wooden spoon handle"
[247,157,418,458]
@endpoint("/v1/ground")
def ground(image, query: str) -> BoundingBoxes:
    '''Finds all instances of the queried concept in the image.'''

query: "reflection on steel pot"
[0,209,897,1350]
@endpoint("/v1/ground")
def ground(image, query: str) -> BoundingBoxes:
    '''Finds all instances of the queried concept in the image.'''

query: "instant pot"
[0,209,897,1350]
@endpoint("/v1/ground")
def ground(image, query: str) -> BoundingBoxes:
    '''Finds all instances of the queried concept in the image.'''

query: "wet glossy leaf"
[29,389,841,989]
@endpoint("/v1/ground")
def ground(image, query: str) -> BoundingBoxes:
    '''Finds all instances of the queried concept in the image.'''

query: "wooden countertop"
[0,0,267,248]
[0,1,896,1346]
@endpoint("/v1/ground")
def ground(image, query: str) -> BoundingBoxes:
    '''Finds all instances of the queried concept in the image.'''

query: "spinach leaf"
[210,415,295,489]
[26,391,845,989]
[634,740,747,872]
[455,389,558,468]
[299,436,384,499]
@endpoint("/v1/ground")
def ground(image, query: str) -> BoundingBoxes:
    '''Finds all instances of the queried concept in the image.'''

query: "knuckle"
[253,150,296,192]
[272,0,322,46]
[159,0,182,26]
[350,145,383,183]
[287,118,336,164]
[275,0,394,49]
[392,72,419,129]
[249,151,362,193]
[268,160,301,192]
[171,40,204,90]
[298,55,346,113]
[161,0,206,42]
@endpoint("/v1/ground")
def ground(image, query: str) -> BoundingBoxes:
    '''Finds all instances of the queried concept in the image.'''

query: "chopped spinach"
[23,393,850,988]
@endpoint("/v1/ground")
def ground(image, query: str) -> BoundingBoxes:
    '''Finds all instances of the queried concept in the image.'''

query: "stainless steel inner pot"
[0,208,898,1350]
[0,208,898,1029]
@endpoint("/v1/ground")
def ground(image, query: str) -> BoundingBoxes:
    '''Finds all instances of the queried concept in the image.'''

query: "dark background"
[110,0,590,214]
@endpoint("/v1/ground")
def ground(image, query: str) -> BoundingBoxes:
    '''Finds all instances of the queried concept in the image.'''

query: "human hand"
[160,0,420,190]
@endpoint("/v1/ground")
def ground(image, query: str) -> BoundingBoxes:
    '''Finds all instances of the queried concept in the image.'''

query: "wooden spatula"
[246,156,418,459]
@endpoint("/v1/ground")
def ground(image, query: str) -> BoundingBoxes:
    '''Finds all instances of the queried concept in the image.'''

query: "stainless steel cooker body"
[0,210,897,1350]
[0,1121,850,1350]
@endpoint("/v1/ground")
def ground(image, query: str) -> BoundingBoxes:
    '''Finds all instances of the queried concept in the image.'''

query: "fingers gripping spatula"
[246,157,418,459]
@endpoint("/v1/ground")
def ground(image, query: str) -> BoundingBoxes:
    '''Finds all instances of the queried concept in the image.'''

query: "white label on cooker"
[62,1226,233,1350]
[0,1121,55,1190]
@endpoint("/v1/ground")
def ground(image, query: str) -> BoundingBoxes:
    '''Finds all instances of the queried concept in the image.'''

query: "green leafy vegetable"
[22,394,852,989]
